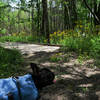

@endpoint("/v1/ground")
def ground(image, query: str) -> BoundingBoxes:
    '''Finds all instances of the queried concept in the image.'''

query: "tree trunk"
[17,8,21,34]
[64,2,69,29]
[49,1,53,33]
[37,0,40,33]
[8,8,11,34]
[31,0,34,35]
[68,0,77,29]
[83,0,100,24]
[42,0,50,43]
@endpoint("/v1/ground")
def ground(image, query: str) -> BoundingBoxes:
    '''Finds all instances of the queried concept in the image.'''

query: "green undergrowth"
[0,35,45,43]
[61,36,100,55]
[50,32,100,67]
[0,46,24,78]
[0,31,100,68]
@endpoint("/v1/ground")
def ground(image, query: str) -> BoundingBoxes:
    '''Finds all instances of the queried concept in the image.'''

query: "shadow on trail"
[39,67,100,100]
[2,42,100,99]
[24,51,60,63]
[23,50,100,100]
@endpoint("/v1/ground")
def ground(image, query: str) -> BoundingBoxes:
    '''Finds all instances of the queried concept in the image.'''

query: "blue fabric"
[0,74,38,100]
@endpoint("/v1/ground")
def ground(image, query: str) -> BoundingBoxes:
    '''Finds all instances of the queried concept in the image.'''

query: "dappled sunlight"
[1,0,100,99]
[0,42,60,53]
[1,42,100,100]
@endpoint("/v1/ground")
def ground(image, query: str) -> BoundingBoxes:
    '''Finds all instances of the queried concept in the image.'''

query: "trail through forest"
[1,42,100,100]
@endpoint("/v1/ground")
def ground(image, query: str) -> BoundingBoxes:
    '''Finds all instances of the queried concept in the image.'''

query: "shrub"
[0,47,23,78]
[62,36,92,54]
[90,36,100,56]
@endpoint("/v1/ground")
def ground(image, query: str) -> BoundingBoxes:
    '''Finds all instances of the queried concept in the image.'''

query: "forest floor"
[1,42,100,100]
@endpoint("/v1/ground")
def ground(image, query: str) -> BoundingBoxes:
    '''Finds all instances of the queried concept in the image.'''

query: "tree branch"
[83,0,100,24]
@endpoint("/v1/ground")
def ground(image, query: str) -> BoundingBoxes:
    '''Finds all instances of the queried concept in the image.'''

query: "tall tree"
[49,0,53,33]
[36,0,41,35]
[30,0,34,34]
[67,0,77,29]
[63,0,70,29]
[42,0,50,43]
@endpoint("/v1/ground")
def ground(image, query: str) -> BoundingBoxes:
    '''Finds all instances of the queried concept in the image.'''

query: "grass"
[0,35,34,43]
[50,31,100,67]
[0,35,46,43]
[49,52,71,63]
[1,33,100,58]
[0,46,24,78]
[0,30,100,68]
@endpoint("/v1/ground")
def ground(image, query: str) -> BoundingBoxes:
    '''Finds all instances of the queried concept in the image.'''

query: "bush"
[0,47,23,78]
[0,35,46,43]
[61,36,92,54]
[90,36,100,56]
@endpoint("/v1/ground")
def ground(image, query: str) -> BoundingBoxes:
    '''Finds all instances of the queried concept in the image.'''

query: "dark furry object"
[30,63,55,89]
[0,63,55,100]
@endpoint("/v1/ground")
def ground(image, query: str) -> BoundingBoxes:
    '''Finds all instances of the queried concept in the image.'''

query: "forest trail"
[1,42,100,100]
[0,42,60,54]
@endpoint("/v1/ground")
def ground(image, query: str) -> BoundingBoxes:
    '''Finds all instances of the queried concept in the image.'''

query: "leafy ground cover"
[0,35,45,44]
[0,46,24,78]
[1,30,100,68]
[0,29,100,99]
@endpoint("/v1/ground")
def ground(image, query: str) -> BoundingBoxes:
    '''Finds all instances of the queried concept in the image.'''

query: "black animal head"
[30,63,55,89]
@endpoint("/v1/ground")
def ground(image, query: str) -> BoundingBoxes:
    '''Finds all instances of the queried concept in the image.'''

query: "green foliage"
[63,37,92,54]
[80,87,89,93]
[0,47,23,78]
[50,52,70,62]
[0,1,5,7]
[50,28,99,51]
[50,29,100,68]
[77,53,90,64]
[50,53,62,62]
[90,36,100,55]
[0,35,46,44]
[0,28,7,34]
[0,35,34,43]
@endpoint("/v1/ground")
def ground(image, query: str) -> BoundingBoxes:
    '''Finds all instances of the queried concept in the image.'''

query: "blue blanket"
[0,74,38,100]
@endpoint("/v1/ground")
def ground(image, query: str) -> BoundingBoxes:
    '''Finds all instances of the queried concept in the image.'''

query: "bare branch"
[83,0,100,24]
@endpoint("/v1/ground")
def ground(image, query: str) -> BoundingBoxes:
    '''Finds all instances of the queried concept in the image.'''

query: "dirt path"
[1,42,100,100]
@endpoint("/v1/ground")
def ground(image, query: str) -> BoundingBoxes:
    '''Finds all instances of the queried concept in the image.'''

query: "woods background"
[0,0,100,43]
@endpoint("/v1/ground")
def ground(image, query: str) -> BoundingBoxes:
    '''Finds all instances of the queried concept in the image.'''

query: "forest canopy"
[0,0,100,44]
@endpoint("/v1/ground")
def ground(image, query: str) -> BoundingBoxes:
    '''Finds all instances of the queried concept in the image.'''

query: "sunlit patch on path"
[0,42,60,53]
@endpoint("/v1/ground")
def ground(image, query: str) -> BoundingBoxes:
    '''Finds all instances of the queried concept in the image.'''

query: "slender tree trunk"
[55,7,58,32]
[68,0,77,29]
[36,0,41,42]
[83,0,100,34]
[37,0,40,33]
[8,8,11,34]
[31,0,34,35]
[54,7,56,32]
[64,2,69,29]
[42,0,50,43]
[28,7,31,34]
[49,1,53,33]
[94,2,100,25]
[83,0,100,24]
[18,8,21,34]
